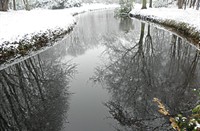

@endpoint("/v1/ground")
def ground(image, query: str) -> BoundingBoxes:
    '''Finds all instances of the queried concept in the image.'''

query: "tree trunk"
[196,0,200,9]
[189,0,193,7]
[149,0,152,7]
[183,0,187,9]
[138,23,145,53]
[13,0,16,10]
[192,0,197,7]
[0,0,9,11]
[177,0,184,8]
[23,0,30,11]
[142,0,147,9]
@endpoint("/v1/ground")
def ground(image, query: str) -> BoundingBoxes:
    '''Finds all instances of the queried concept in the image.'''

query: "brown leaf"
[153,98,180,131]
[170,117,180,131]
[153,98,170,116]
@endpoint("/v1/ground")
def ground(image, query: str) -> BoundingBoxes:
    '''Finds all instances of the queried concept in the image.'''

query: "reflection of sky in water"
[0,55,74,131]
[0,10,200,131]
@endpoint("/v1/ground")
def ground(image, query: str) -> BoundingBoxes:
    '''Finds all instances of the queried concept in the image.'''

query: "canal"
[0,10,200,131]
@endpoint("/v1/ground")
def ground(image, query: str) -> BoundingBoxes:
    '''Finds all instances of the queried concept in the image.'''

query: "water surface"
[0,10,200,131]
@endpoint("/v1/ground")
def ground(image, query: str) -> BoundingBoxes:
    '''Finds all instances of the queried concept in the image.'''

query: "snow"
[130,4,200,32]
[0,3,119,49]
[65,3,119,15]
[0,10,75,48]
[31,0,82,9]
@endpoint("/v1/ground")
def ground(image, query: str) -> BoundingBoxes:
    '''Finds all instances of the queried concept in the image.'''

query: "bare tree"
[142,0,147,9]
[149,0,152,7]
[22,0,30,11]
[177,0,184,9]
[13,0,16,10]
[0,0,9,11]
[180,0,199,9]
[197,0,200,9]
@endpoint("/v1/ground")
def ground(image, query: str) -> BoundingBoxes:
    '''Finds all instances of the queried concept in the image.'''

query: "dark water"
[0,10,200,131]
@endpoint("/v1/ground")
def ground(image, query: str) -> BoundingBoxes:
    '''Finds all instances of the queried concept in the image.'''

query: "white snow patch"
[0,10,75,46]
[66,3,119,15]
[0,3,119,49]
[130,4,200,32]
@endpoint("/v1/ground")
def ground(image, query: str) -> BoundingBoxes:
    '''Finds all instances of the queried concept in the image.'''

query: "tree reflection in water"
[94,22,200,130]
[119,17,134,33]
[0,55,76,131]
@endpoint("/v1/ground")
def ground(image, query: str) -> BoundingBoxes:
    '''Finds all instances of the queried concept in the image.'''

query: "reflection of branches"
[162,35,200,114]
[119,17,134,33]
[105,101,170,131]
[0,54,76,131]
[140,23,157,87]
[67,36,85,56]
[176,50,200,96]
[144,25,153,55]
[0,112,11,131]
[144,24,154,63]
[94,22,200,130]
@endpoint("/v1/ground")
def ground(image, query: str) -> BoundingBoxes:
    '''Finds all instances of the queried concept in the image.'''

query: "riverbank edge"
[129,13,200,45]
[0,23,75,64]
[0,6,118,65]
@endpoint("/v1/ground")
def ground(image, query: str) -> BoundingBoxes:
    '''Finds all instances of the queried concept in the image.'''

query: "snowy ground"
[130,4,200,41]
[0,3,119,50]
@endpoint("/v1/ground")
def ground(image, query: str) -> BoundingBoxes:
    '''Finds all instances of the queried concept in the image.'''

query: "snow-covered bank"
[0,3,118,46]
[0,10,76,48]
[0,3,119,63]
[68,3,119,15]
[129,6,200,44]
